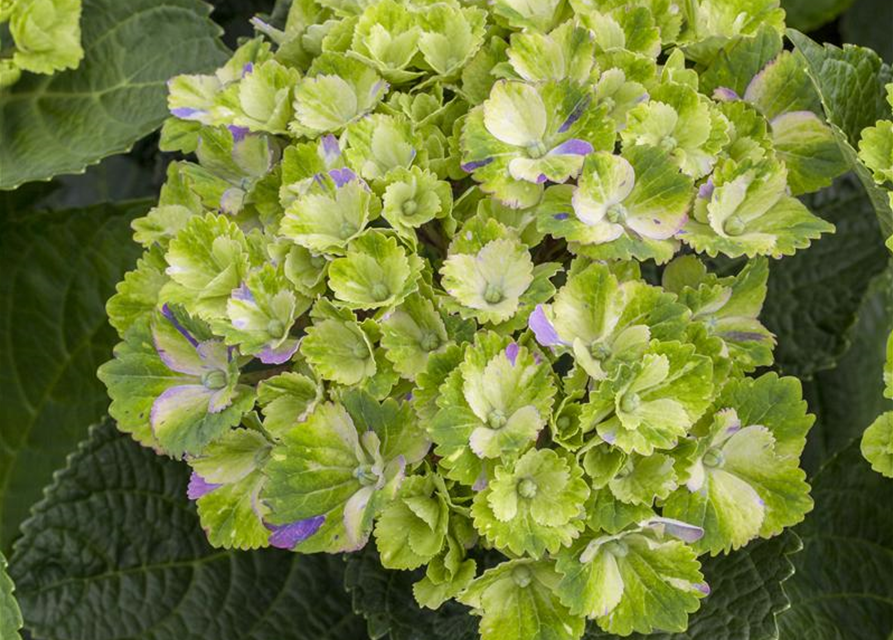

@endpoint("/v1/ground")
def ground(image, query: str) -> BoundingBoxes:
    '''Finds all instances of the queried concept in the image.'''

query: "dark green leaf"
[841,0,893,65]
[0,201,148,551]
[761,175,889,377]
[782,0,855,33]
[345,545,479,640]
[777,442,893,639]
[699,26,783,98]
[801,268,893,474]
[788,30,893,237]
[0,0,228,189]
[9,420,367,640]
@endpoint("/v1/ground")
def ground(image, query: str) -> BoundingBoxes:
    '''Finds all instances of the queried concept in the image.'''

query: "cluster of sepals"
[97,0,845,638]
[858,82,893,479]
[0,0,83,88]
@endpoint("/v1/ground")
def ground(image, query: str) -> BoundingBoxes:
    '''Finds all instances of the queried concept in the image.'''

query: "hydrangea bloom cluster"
[99,1,845,637]
[0,0,83,88]
[858,82,893,478]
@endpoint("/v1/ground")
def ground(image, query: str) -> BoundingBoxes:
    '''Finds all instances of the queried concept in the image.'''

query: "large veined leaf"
[0,551,23,640]
[777,442,893,639]
[345,532,800,640]
[801,270,893,473]
[0,200,148,551]
[0,0,229,190]
[9,420,367,640]
[761,175,890,377]
[788,30,893,237]
[345,545,478,640]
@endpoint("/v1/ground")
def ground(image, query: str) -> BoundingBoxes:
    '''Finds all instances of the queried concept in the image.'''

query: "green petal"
[328,231,422,309]
[861,411,893,478]
[380,293,450,380]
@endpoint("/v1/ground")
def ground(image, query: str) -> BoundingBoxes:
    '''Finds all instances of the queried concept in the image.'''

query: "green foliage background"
[0,0,890,638]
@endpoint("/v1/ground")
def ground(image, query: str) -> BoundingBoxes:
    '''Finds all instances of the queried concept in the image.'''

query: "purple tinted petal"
[220,188,244,215]
[320,134,340,164]
[150,384,212,435]
[231,282,255,303]
[472,470,489,492]
[228,125,249,142]
[266,516,326,549]
[554,213,569,221]
[695,582,711,595]
[370,79,387,100]
[535,173,548,184]
[529,305,564,347]
[170,107,204,120]
[242,62,254,77]
[196,340,229,370]
[258,338,299,365]
[712,87,740,102]
[698,178,715,201]
[162,304,199,347]
[461,158,493,172]
[558,95,591,133]
[505,342,520,366]
[549,139,594,156]
[207,386,235,413]
[329,167,357,188]
[642,517,705,542]
[187,472,221,500]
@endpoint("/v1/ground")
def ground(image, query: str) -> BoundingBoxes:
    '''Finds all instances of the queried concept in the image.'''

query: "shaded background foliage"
[0,0,890,638]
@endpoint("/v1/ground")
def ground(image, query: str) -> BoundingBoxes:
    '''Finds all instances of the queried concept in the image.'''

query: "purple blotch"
[505,342,520,366]
[528,305,564,347]
[461,158,493,172]
[267,516,326,549]
[228,125,250,142]
[558,95,591,133]
[328,167,357,187]
[549,139,594,156]
[187,472,221,500]
[162,304,199,347]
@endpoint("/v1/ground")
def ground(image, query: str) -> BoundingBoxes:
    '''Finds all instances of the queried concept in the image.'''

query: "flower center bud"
[511,565,533,588]
[340,221,357,239]
[402,199,418,217]
[703,447,725,469]
[420,332,440,352]
[267,318,286,338]
[517,478,538,499]
[556,415,571,430]
[371,283,390,302]
[488,409,507,429]
[723,215,746,236]
[590,343,611,361]
[660,135,678,152]
[620,392,641,414]
[201,370,227,390]
[527,140,547,159]
[355,464,378,486]
[606,203,627,224]
[484,283,504,304]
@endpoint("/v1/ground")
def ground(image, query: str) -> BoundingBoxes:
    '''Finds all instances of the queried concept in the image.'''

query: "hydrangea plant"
[858,82,893,479]
[98,1,847,637]
[0,0,84,87]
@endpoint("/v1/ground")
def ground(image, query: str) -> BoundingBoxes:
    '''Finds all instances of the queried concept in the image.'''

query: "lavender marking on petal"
[258,339,299,365]
[320,134,340,164]
[696,582,711,595]
[528,305,564,347]
[266,516,326,549]
[558,95,591,133]
[712,87,740,102]
[171,107,204,120]
[231,283,255,303]
[698,178,715,201]
[461,158,493,172]
[554,213,569,221]
[535,173,548,184]
[187,472,221,500]
[161,304,199,347]
[228,125,249,142]
[505,342,520,366]
[549,139,594,156]
[242,62,254,77]
[328,167,357,187]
